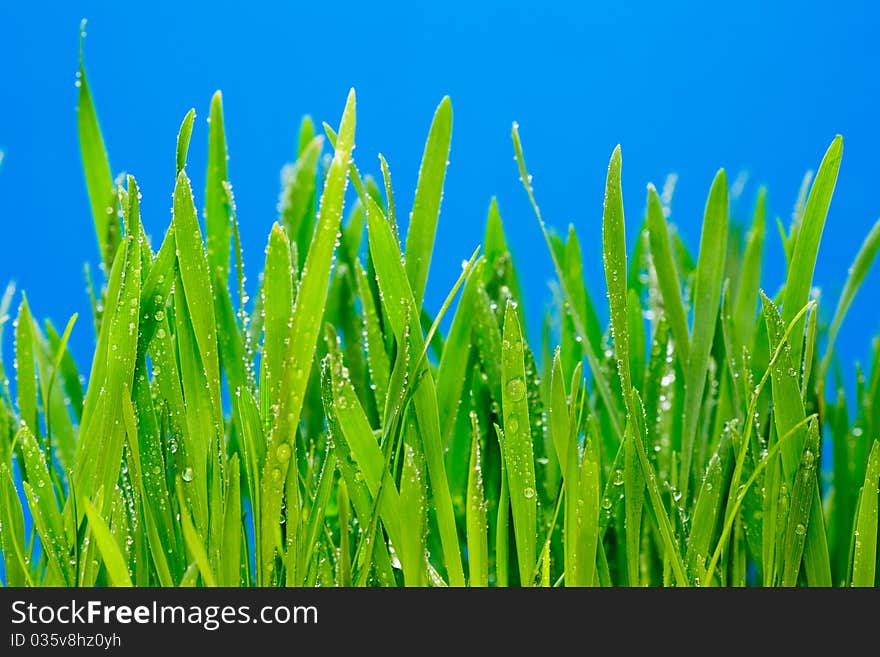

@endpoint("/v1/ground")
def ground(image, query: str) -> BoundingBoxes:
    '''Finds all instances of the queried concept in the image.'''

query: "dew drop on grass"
[506,378,526,402]
[181,466,194,482]
[795,523,806,536]
[506,415,520,434]
[612,469,624,486]
[276,443,291,463]
[523,487,535,499]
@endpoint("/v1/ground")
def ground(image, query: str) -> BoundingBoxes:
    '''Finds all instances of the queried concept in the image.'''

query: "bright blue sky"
[1,1,879,382]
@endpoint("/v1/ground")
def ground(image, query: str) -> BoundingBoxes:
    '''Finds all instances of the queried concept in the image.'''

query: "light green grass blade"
[77,22,118,271]
[500,300,536,585]
[562,226,603,359]
[176,108,195,174]
[399,442,428,586]
[259,90,356,583]
[14,297,38,434]
[781,419,820,586]
[75,177,141,515]
[436,259,484,441]
[354,259,390,414]
[576,429,601,587]
[781,136,843,367]
[176,478,217,587]
[680,169,728,501]
[173,170,223,432]
[466,411,489,586]
[511,122,624,438]
[365,193,465,586]
[205,91,231,282]
[260,223,294,423]
[82,495,133,587]
[821,216,880,381]
[602,146,633,410]
[0,464,30,585]
[221,455,242,586]
[761,292,832,586]
[646,183,690,363]
[852,440,880,586]
[19,426,69,584]
[121,391,175,586]
[404,96,452,308]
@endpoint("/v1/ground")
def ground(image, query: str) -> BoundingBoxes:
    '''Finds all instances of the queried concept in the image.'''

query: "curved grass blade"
[781,136,843,367]
[404,96,453,308]
[176,108,195,174]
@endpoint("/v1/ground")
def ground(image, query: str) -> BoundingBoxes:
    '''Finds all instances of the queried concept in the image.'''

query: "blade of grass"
[781,136,843,368]
[404,97,452,309]
[680,169,728,502]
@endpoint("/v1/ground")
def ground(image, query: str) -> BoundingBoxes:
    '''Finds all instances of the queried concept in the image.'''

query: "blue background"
[1,1,878,385]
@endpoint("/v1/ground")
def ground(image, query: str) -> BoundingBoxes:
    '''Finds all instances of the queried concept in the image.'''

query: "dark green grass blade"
[404,97,453,309]
[781,136,843,367]
[680,170,728,501]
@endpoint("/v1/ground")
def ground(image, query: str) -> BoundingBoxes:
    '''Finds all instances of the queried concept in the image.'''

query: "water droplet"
[506,378,526,402]
[612,469,624,486]
[182,467,194,482]
[795,523,806,536]
[276,443,291,462]
[523,487,535,499]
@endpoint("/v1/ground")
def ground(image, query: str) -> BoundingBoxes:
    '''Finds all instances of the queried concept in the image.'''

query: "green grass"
[2,34,880,587]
